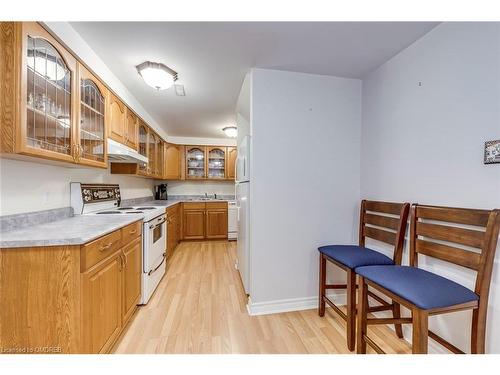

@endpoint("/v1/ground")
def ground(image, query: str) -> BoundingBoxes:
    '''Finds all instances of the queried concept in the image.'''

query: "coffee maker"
[154,184,168,200]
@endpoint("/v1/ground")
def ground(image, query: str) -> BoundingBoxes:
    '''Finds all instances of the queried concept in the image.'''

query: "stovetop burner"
[96,211,122,214]
[126,211,143,214]
[117,207,134,210]
[135,207,156,210]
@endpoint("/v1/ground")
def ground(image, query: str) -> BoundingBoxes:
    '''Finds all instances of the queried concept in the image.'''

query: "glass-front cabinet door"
[77,64,107,167]
[186,146,206,179]
[156,138,164,178]
[138,121,149,175]
[148,132,157,177]
[207,147,226,179]
[23,23,77,162]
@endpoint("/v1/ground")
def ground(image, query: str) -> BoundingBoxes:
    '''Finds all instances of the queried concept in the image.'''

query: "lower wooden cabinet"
[0,221,143,354]
[183,209,206,240]
[82,253,122,354]
[166,204,180,257]
[206,207,228,239]
[181,202,228,240]
[122,237,142,323]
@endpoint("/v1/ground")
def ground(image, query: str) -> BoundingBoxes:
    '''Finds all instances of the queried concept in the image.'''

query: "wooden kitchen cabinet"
[207,146,226,179]
[164,143,183,179]
[124,108,138,150]
[156,137,164,178]
[226,146,237,180]
[185,146,206,179]
[108,92,126,144]
[81,252,122,354]
[77,63,108,168]
[206,202,228,239]
[148,132,158,177]
[137,120,149,175]
[122,237,142,324]
[181,202,228,240]
[166,204,180,257]
[1,22,79,164]
[182,202,206,240]
[0,220,143,353]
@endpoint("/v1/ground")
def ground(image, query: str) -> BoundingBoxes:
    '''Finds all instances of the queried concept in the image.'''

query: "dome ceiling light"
[136,61,178,90]
[223,126,238,138]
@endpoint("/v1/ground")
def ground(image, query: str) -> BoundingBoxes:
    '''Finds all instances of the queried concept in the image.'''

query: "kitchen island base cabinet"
[0,221,142,354]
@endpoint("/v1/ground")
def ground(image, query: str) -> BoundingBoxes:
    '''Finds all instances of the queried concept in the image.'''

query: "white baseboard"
[246,292,346,316]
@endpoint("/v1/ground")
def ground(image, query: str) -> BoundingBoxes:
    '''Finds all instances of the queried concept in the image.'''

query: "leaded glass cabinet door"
[148,132,157,177]
[22,23,77,162]
[186,146,206,179]
[78,64,107,167]
[138,121,149,175]
[207,147,226,179]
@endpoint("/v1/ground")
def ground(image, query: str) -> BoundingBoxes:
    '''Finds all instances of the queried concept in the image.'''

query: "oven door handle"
[147,253,166,276]
[149,219,166,229]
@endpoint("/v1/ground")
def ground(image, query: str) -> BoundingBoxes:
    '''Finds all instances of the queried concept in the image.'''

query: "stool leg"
[356,276,368,354]
[392,301,404,339]
[346,269,356,351]
[412,308,428,354]
[318,253,326,317]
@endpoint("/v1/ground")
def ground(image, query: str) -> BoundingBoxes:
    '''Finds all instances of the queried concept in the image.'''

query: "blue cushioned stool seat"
[356,265,479,310]
[318,245,394,269]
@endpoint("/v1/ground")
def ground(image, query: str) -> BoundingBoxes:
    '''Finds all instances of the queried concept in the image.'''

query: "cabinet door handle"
[100,242,113,252]
[129,229,137,235]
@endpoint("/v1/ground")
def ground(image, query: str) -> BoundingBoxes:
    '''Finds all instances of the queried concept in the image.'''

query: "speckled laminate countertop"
[0,199,232,249]
[0,215,143,249]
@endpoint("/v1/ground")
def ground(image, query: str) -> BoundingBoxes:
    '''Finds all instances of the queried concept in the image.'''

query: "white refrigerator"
[236,135,250,294]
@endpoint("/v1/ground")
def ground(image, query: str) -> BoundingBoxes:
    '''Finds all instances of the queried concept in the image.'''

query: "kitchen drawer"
[81,229,122,271]
[206,202,227,209]
[183,202,206,210]
[121,221,142,244]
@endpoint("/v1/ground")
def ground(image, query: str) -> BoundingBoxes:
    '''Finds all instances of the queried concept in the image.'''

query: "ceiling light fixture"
[136,61,178,90]
[222,126,238,138]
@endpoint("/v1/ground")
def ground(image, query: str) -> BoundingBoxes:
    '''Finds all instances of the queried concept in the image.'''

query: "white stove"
[70,183,167,304]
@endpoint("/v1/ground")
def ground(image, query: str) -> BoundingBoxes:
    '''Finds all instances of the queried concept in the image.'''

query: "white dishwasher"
[228,200,238,240]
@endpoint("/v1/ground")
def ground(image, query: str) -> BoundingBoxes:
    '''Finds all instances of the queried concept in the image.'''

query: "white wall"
[165,180,235,196]
[249,68,362,306]
[361,22,500,353]
[0,158,154,216]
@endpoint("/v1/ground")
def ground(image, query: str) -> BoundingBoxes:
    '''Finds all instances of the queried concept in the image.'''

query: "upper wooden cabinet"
[186,146,206,179]
[207,146,226,179]
[107,92,126,144]
[226,146,237,180]
[137,120,149,175]
[1,22,78,164]
[164,143,183,180]
[124,109,138,150]
[148,132,158,177]
[156,138,164,178]
[77,64,107,168]
[184,145,236,180]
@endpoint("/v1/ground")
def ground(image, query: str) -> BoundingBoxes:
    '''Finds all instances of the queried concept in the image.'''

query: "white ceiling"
[70,22,438,138]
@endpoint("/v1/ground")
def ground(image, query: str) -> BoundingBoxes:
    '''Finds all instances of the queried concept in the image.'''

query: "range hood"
[107,139,148,164]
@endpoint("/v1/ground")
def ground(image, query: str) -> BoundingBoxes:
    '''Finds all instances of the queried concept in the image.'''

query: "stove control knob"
[84,195,91,202]
[109,191,114,197]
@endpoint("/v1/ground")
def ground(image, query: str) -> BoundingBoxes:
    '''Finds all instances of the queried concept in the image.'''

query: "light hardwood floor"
[113,241,411,354]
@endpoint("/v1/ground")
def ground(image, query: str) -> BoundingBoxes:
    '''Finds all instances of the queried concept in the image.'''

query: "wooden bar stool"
[318,200,410,351]
[356,204,500,354]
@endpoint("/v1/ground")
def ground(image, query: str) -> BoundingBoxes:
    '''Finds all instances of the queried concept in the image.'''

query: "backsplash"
[0,207,73,232]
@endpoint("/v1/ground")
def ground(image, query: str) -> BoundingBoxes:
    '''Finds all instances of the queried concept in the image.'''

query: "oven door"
[144,214,167,273]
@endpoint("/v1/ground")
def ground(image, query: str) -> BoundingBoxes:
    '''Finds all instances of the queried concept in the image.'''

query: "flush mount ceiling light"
[222,126,238,138]
[136,61,178,90]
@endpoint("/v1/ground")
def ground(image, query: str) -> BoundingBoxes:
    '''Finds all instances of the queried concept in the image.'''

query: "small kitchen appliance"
[70,183,167,304]
[154,183,168,200]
